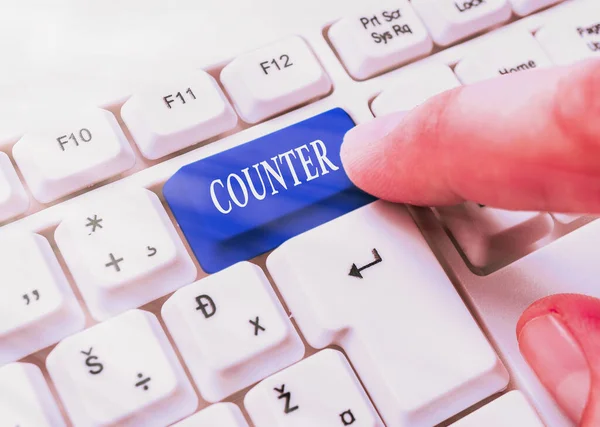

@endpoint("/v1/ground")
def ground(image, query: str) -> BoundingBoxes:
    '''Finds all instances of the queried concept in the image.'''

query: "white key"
[450,391,544,427]
[245,349,383,427]
[535,5,600,65]
[55,188,196,320]
[329,1,433,80]
[174,403,249,427]
[411,0,512,46]
[436,203,554,268]
[371,63,461,116]
[162,261,304,402]
[552,213,582,224]
[12,108,135,203]
[0,232,84,365]
[121,70,238,160]
[508,0,563,17]
[220,36,331,124]
[0,151,28,222]
[451,219,600,425]
[47,309,197,427]
[0,363,66,427]
[454,30,554,84]
[267,201,509,427]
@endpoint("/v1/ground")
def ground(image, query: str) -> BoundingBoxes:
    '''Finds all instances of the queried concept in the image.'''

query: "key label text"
[498,60,537,75]
[455,0,486,13]
[209,139,339,214]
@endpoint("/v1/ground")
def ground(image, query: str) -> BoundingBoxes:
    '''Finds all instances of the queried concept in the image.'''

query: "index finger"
[341,59,600,213]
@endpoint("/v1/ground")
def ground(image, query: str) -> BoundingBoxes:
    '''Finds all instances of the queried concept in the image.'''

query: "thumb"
[517,294,600,426]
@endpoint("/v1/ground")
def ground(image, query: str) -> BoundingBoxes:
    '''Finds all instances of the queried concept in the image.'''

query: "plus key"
[55,188,196,320]
[105,253,124,272]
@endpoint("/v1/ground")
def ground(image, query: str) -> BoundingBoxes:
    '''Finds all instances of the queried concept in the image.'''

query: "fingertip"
[516,294,600,425]
[516,295,562,336]
[554,58,600,145]
[344,61,600,212]
[341,111,407,194]
[341,112,406,172]
[518,312,590,423]
[516,294,600,336]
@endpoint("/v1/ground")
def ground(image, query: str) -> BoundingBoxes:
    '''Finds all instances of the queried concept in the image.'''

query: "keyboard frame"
[3,1,593,426]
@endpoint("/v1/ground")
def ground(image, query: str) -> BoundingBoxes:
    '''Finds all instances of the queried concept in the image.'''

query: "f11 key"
[163,108,375,273]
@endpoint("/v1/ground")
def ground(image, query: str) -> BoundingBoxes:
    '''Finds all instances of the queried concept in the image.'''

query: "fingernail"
[341,111,406,172]
[343,111,406,149]
[518,314,591,423]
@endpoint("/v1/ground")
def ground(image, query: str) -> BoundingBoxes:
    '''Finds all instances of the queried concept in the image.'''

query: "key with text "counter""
[164,108,375,273]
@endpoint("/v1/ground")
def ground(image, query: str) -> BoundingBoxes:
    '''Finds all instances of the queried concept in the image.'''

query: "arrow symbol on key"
[348,248,382,279]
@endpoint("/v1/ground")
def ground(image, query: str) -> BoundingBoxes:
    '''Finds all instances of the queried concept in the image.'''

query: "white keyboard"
[0,0,598,426]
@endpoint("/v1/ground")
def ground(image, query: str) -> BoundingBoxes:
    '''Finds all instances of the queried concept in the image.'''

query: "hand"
[341,58,600,426]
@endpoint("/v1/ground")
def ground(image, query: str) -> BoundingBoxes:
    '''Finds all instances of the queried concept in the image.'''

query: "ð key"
[329,0,433,80]
[454,30,553,84]
[12,108,135,204]
[47,309,197,427]
[121,70,238,160]
[412,0,512,46]
[245,349,383,427]
[174,403,249,427]
[220,36,331,124]
[163,108,375,273]
[0,363,66,427]
[0,232,84,365]
[267,201,509,427]
[450,391,544,427]
[55,188,196,320]
[0,151,29,222]
[162,261,304,402]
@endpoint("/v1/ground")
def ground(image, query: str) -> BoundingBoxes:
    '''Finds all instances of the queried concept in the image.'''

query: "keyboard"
[0,0,598,425]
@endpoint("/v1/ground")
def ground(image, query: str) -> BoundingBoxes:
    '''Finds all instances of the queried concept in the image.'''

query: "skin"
[341,58,600,426]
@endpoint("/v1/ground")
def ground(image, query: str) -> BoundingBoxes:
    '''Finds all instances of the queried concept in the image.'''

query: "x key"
[161,262,304,402]
[249,316,266,336]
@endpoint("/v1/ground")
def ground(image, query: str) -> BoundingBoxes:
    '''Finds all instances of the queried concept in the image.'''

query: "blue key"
[163,108,376,273]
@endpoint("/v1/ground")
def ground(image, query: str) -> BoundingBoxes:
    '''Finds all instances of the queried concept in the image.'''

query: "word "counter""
[163,108,375,273]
